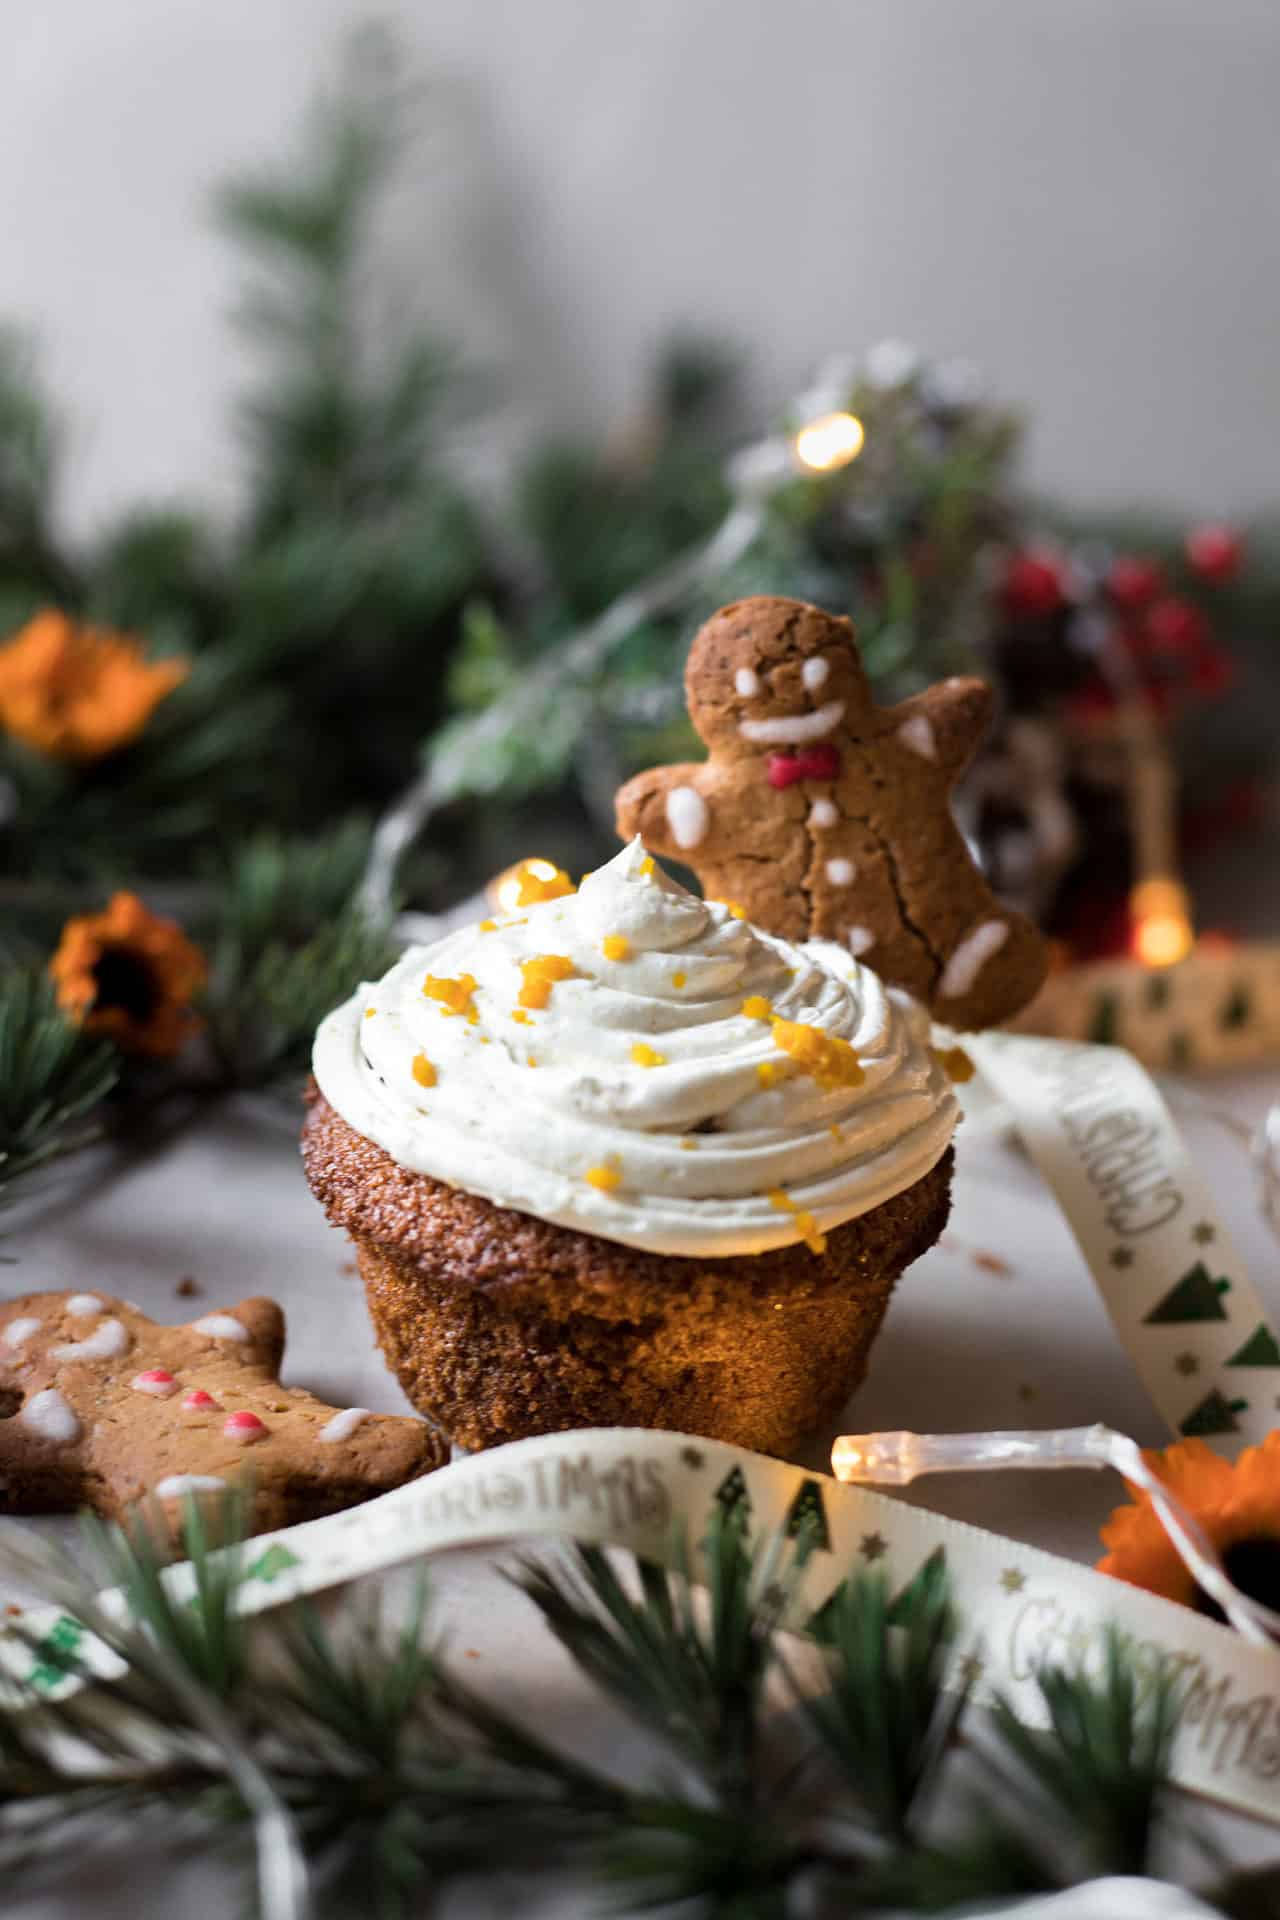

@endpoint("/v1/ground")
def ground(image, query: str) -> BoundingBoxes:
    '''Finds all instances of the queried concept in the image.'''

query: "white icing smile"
[738,699,845,746]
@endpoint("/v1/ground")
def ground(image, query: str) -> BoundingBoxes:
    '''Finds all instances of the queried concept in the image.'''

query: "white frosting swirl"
[313,841,957,1257]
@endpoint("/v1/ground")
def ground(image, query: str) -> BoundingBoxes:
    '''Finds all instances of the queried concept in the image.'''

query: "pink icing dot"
[223,1410,268,1443]
[182,1389,220,1411]
[131,1369,179,1398]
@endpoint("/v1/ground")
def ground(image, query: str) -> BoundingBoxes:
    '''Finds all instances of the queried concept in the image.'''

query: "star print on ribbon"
[967,1031,1280,1449]
[765,744,841,789]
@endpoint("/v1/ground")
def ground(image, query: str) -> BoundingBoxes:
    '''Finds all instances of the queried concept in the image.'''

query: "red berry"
[1142,597,1209,658]
[224,1410,268,1443]
[1107,555,1163,610]
[1001,548,1067,618]
[1186,523,1243,584]
[182,1388,220,1411]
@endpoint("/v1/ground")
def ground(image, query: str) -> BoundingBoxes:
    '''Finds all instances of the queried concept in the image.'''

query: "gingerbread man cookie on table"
[0,1291,445,1533]
[616,596,1047,1029]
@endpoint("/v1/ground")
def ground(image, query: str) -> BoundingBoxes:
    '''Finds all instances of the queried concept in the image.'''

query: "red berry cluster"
[997,525,1242,724]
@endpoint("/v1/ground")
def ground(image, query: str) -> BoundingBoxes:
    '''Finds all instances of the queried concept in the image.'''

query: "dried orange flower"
[49,892,206,1056]
[0,610,187,762]
[1099,1434,1280,1617]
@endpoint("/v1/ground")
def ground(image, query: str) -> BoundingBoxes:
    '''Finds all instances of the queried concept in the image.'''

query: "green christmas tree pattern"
[1225,1324,1280,1368]
[246,1543,303,1584]
[714,1464,751,1523]
[1179,1389,1249,1438]
[1144,1262,1231,1325]
[784,1478,832,1553]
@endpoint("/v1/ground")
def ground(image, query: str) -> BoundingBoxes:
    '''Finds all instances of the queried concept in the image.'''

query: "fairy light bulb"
[831,1423,1279,1646]
[793,411,865,473]
[1131,877,1194,969]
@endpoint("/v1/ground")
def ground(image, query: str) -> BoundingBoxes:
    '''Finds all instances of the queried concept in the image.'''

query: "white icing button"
[20,1388,80,1445]
[846,926,876,957]
[66,1294,104,1318]
[155,1474,228,1501]
[808,798,838,829]
[318,1406,372,1444]
[734,667,760,698]
[897,714,937,761]
[2,1317,41,1350]
[52,1319,130,1363]
[825,858,856,887]
[938,919,1011,1000]
[192,1314,250,1342]
[802,655,830,692]
[665,784,710,851]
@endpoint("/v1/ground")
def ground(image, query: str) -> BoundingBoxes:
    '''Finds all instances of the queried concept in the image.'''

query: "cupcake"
[303,840,958,1456]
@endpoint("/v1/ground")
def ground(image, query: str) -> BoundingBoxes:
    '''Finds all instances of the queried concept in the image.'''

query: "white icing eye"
[734,667,760,698]
[802,656,830,692]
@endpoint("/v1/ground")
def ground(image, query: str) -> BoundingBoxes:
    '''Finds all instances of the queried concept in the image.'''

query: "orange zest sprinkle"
[527,1055,537,1067]
[518,953,576,1009]
[479,919,497,932]
[771,1018,865,1090]
[829,1121,844,1142]
[757,1061,779,1089]
[511,1008,532,1024]
[679,1138,698,1151]
[602,934,631,961]
[423,973,479,1023]
[514,862,575,907]
[932,1044,976,1084]
[631,1041,666,1068]
[364,1008,376,1019]
[767,1187,826,1255]
[741,995,773,1021]
[585,1163,622,1191]
[411,1053,437,1089]
[672,971,687,989]
[639,856,655,877]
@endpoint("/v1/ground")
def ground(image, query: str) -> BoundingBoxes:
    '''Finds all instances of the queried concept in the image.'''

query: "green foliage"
[199,822,398,1090]
[0,970,118,1217]
[0,1490,1226,1916]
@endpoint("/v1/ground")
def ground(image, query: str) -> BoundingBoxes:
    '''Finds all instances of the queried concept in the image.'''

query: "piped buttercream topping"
[313,840,957,1257]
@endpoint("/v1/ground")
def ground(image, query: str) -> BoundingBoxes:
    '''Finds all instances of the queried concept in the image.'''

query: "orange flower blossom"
[1098,1433,1280,1619]
[49,893,207,1058]
[0,609,187,761]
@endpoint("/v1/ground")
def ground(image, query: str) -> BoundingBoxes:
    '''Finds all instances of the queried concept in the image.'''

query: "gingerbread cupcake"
[303,839,958,1455]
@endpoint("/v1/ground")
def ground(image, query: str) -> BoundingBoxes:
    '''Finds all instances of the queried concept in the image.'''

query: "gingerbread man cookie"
[0,1291,445,1533]
[615,596,1047,1028]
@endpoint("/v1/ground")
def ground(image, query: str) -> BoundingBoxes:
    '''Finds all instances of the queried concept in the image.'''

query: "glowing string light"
[793,410,865,473]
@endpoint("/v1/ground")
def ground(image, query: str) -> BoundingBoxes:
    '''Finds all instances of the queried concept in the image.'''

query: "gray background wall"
[5,0,1278,538]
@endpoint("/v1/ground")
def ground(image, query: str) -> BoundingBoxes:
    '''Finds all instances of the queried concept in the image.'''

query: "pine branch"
[0,1492,1218,1920]
[199,824,398,1090]
[0,970,119,1219]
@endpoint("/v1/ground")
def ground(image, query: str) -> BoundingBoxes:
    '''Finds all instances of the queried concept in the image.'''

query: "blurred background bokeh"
[2,2,1278,1059]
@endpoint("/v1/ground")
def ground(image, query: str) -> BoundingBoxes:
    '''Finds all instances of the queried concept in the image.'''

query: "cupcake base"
[303,1091,952,1457]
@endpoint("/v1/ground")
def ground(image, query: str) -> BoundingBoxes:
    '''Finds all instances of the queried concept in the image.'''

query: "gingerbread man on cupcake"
[615,595,1047,1029]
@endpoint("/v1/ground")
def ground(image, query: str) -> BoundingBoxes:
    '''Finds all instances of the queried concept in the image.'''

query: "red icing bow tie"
[766,744,841,789]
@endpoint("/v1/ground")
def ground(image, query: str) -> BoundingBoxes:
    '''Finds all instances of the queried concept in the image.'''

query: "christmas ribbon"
[6,1426,1280,1825]
[966,1031,1280,1449]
